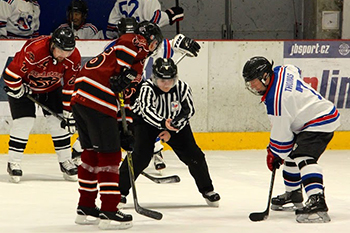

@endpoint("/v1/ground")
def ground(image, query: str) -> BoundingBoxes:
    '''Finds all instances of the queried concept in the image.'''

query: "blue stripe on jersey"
[151,10,161,24]
[269,138,294,155]
[265,66,286,116]
[301,106,340,130]
[162,39,174,58]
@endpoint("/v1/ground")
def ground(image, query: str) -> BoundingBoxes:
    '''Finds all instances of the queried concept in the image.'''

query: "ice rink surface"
[0,150,349,233]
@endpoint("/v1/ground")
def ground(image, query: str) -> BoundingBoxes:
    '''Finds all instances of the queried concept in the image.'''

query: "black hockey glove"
[110,68,137,94]
[165,6,184,25]
[4,83,32,99]
[120,129,135,152]
[172,34,201,57]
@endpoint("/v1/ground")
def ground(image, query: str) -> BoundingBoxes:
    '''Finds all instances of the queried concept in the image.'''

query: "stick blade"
[136,205,163,220]
[249,211,268,222]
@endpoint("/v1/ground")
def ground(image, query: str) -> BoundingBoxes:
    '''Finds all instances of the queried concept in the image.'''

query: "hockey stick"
[3,86,68,128]
[119,93,163,220]
[176,0,180,34]
[175,52,187,65]
[249,168,276,222]
[141,171,180,184]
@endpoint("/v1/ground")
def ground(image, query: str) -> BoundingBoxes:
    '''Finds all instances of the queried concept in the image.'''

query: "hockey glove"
[172,34,201,57]
[120,129,135,152]
[110,68,137,94]
[5,83,32,99]
[62,110,76,134]
[266,147,284,171]
[165,6,184,25]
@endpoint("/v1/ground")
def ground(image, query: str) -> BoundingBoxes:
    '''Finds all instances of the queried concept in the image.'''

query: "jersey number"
[119,0,140,22]
[85,48,113,69]
[296,79,322,100]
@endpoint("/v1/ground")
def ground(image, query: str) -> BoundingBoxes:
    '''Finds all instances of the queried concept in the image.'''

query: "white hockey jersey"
[262,65,340,159]
[0,0,40,39]
[58,23,104,39]
[106,0,169,39]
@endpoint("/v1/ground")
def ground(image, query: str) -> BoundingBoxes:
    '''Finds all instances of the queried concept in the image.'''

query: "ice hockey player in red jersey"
[242,56,340,223]
[71,21,163,230]
[3,27,81,183]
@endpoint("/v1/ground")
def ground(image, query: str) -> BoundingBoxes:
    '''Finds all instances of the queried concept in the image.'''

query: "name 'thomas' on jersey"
[3,36,81,111]
[0,0,40,39]
[262,65,340,159]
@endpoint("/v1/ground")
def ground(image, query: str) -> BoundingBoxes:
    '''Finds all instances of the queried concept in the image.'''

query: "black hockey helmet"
[51,27,76,51]
[153,58,178,79]
[118,17,138,35]
[242,56,273,82]
[67,0,88,17]
[135,21,163,52]
[152,58,178,89]
[242,56,274,95]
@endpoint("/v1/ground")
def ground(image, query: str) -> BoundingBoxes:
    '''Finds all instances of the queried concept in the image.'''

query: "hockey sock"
[97,151,122,212]
[78,150,98,207]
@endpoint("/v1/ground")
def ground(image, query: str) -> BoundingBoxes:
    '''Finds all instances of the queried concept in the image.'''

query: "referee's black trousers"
[119,116,214,196]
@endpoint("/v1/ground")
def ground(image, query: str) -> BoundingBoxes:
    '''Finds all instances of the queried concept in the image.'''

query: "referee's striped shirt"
[132,79,195,131]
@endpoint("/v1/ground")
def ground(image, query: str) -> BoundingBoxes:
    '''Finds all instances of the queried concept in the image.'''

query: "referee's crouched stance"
[118,58,220,207]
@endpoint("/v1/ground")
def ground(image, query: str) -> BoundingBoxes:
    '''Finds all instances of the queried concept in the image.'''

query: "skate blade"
[296,212,331,223]
[63,173,78,182]
[271,203,303,211]
[75,214,100,225]
[9,176,21,183]
[205,199,219,208]
[98,219,133,230]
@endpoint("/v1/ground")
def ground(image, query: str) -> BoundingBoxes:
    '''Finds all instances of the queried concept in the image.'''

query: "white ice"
[0,150,349,233]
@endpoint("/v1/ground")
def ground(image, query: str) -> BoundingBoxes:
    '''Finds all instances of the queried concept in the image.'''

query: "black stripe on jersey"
[75,80,117,106]
[115,49,135,67]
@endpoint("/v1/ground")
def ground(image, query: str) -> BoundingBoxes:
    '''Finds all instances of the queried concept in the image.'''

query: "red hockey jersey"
[71,33,149,119]
[3,36,81,111]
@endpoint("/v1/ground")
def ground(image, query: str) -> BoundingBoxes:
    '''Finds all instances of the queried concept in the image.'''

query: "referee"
[118,57,220,207]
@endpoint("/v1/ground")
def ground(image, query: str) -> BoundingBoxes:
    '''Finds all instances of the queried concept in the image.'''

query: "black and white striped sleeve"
[137,85,166,129]
[172,81,195,131]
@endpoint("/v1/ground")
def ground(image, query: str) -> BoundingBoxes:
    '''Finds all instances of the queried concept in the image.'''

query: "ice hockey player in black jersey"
[118,57,220,207]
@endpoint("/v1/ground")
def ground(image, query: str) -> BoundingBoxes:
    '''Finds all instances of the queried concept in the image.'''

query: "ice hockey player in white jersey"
[58,0,104,39]
[242,56,340,223]
[0,0,40,39]
[106,0,183,39]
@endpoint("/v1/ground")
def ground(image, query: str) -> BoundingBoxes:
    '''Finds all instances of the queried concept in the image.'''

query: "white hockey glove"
[165,6,184,25]
[172,34,201,57]
[5,83,32,99]
[62,110,76,134]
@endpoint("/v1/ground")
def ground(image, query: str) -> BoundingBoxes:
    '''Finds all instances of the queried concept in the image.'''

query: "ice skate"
[153,151,166,173]
[72,148,82,166]
[203,191,220,207]
[75,206,100,225]
[7,162,22,183]
[271,188,304,211]
[296,193,331,223]
[98,210,133,230]
[117,195,127,209]
[59,160,78,181]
